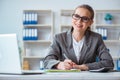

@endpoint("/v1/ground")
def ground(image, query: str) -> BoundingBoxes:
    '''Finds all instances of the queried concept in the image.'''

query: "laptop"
[0,33,44,74]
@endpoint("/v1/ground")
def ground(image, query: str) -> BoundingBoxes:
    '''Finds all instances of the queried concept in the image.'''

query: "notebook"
[46,69,81,72]
[0,33,44,74]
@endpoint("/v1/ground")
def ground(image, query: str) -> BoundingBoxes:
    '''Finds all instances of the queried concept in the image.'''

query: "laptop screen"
[0,34,22,74]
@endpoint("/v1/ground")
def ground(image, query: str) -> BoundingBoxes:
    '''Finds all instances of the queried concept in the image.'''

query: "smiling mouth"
[76,25,83,28]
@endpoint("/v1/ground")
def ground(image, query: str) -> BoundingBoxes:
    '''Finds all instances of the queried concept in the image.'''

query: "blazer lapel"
[79,30,91,64]
[67,47,78,63]
[66,29,78,63]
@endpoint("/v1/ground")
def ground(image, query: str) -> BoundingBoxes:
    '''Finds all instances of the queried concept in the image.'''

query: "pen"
[63,53,76,69]
[63,53,69,59]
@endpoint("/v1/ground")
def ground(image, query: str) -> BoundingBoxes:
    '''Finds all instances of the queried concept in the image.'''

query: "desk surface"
[0,71,120,80]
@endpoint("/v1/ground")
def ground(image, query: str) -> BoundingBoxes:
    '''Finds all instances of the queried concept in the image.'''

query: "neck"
[72,30,85,42]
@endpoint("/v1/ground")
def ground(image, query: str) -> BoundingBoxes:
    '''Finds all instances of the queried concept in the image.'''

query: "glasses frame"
[72,14,91,23]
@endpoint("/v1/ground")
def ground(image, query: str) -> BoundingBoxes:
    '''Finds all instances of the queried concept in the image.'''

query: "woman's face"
[72,8,93,33]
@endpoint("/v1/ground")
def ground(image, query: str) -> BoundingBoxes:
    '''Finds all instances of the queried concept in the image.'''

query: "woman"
[44,4,114,71]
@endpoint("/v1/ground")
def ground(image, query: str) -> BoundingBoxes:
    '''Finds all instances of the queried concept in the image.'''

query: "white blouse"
[72,36,85,62]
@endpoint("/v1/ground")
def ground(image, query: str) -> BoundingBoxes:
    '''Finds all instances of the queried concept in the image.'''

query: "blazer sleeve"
[44,34,61,69]
[85,35,114,70]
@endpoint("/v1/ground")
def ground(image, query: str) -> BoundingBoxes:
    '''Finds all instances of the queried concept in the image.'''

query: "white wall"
[0,0,120,41]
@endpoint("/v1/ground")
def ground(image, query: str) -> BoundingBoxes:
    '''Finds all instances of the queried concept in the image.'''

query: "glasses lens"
[81,17,90,22]
[72,14,90,22]
[72,14,80,20]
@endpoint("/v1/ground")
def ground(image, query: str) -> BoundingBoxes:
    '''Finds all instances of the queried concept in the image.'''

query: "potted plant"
[104,13,113,24]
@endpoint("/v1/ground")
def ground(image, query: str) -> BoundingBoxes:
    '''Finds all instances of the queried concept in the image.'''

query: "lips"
[76,25,83,28]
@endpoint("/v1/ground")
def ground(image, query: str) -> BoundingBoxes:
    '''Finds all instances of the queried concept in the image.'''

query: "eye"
[72,14,80,20]
[74,14,80,18]
[82,17,89,21]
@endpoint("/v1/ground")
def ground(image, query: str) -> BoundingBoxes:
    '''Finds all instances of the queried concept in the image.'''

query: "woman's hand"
[56,59,76,70]
[73,64,89,71]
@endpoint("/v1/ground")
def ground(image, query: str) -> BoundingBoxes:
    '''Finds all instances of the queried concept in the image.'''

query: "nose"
[77,18,82,23]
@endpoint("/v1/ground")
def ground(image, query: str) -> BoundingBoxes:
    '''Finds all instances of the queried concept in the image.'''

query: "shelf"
[24,24,52,27]
[61,9,74,16]
[23,40,51,43]
[61,25,72,27]
[104,40,120,43]
[95,10,120,69]
[22,9,53,70]
[60,10,73,32]
[23,9,52,12]
[95,10,120,13]
[22,56,45,59]
[112,56,120,60]
[95,24,120,27]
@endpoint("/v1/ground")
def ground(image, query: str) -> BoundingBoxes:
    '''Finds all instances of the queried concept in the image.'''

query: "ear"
[89,20,94,27]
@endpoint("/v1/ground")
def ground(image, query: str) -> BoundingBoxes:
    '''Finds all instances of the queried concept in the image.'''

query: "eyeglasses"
[72,14,91,23]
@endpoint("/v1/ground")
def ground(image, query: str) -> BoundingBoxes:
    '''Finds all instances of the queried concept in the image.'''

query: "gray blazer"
[44,29,114,70]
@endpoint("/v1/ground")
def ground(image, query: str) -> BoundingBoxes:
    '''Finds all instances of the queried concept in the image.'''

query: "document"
[89,67,113,72]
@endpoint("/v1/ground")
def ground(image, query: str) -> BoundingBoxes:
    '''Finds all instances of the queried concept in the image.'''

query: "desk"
[0,71,120,80]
